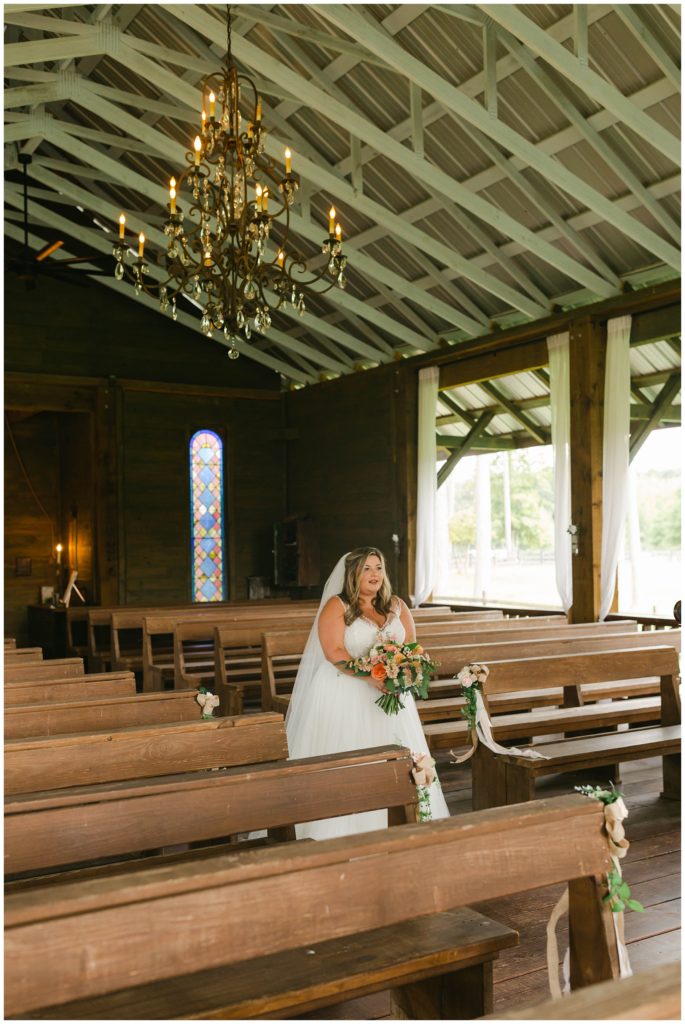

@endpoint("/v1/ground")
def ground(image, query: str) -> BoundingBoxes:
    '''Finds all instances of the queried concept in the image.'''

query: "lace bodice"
[343,607,406,659]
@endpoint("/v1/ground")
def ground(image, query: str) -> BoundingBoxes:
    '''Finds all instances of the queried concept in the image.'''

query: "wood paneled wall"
[284,364,417,600]
[5,413,61,643]
[120,388,283,603]
[5,276,285,637]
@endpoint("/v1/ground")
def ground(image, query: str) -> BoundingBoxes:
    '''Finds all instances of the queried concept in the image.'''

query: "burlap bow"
[196,690,220,719]
[411,751,436,787]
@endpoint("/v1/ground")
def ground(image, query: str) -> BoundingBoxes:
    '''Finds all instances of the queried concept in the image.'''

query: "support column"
[569,317,605,622]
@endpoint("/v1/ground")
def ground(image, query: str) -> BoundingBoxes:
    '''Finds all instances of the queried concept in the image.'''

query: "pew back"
[4,689,205,740]
[4,671,137,707]
[5,712,288,794]
[4,658,84,683]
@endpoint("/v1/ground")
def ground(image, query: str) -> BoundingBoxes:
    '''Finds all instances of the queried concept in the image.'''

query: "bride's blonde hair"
[340,547,394,625]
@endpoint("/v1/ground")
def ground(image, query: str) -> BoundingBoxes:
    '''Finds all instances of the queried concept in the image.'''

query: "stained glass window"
[190,429,226,602]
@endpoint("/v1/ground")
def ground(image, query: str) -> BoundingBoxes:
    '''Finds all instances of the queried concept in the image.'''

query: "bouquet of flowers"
[340,640,438,715]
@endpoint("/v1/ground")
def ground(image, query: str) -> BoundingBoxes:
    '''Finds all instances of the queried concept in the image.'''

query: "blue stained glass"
[190,429,226,602]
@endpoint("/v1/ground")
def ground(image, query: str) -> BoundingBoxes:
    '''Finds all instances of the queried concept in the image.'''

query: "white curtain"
[547,331,572,612]
[413,366,439,607]
[600,315,632,620]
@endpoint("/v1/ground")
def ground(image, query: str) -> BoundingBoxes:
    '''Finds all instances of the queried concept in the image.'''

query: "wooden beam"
[483,18,498,117]
[614,5,681,88]
[629,304,681,345]
[478,380,550,444]
[417,279,681,378]
[574,5,588,66]
[569,318,605,623]
[437,431,538,453]
[629,374,682,462]
[480,5,680,165]
[409,81,424,158]
[438,391,478,429]
[439,338,549,390]
[437,412,495,487]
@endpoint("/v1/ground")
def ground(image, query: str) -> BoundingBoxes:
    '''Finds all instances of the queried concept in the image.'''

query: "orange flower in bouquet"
[339,640,438,715]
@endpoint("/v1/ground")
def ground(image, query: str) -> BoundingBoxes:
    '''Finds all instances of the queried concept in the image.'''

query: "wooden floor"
[300,753,681,1019]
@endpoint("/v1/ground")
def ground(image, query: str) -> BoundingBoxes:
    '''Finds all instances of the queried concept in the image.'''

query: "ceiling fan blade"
[35,239,64,261]
[49,253,112,265]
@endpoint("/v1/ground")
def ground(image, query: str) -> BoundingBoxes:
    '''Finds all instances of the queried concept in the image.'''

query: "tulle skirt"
[286,661,450,840]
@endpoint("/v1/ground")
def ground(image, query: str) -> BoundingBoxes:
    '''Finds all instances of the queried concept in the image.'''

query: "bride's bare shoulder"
[320,595,346,620]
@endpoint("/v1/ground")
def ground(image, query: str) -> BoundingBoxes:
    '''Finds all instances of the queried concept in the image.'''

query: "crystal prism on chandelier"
[112,5,349,360]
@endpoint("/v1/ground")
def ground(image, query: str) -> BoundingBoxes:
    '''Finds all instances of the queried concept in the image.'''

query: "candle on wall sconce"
[55,543,63,565]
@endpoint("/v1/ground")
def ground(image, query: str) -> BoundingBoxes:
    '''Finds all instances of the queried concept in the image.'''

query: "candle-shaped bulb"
[138,232,145,258]
[335,222,342,241]
[255,184,263,211]
[209,91,216,118]
[193,135,202,165]
[56,543,63,564]
[263,188,269,213]
[201,108,206,132]
[277,249,285,266]
[169,187,176,214]
[285,147,292,175]
[247,121,254,139]
[118,213,126,239]
[329,207,336,235]
[256,96,262,121]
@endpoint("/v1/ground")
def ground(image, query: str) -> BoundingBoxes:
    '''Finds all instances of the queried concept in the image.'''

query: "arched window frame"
[189,428,227,602]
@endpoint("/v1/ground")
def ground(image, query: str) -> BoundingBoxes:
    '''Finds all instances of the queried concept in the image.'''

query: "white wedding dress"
[286,594,450,840]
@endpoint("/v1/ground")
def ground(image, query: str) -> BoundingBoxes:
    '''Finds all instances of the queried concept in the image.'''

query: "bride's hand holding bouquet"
[339,640,438,715]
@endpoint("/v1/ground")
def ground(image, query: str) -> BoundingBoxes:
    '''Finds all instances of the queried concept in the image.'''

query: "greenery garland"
[575,784,644,914]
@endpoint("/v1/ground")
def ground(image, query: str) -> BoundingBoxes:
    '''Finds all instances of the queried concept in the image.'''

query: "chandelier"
[112,6,349,359]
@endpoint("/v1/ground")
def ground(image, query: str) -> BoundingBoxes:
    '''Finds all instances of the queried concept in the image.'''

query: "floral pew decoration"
[546,783,644,999]
[450,662,548,764]
[411,750,439,822]
[196,687,220,719]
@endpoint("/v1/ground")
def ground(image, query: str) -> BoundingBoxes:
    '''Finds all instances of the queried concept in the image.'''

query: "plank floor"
[298,753,681,1020]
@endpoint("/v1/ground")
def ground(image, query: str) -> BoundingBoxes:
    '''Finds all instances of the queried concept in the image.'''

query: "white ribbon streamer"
[546,797,633,998]
[451,687,549,763]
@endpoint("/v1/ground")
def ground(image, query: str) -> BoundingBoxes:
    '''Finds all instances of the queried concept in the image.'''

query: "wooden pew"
[420,628,681,733]
[90,599,315,675]
[260,620,645,714]
[65,607,90,660]
[5,712,287,795]
[5,671,137,707]
[487,960,680,1020]
[4,658,84,684]
[177,611,316,699]
[4,688,206,740]
[470,646,681,809]
[142,602,318,691]
[4,647,43,663]
[5,745,419,876]
[4,793,617,1019]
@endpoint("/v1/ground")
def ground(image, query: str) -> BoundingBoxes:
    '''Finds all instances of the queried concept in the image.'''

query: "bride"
[286,547,450,839]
